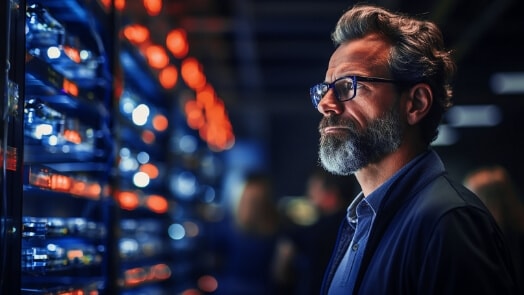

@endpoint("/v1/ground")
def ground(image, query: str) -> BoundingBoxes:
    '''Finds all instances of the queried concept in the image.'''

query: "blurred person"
[207,171,282,295]
[309,4,520,294]
[277,167,357,295]
[307,167,357,218]
[463,165,524,284]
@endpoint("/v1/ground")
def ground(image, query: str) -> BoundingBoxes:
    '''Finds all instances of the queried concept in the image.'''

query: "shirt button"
[352,243,359,251]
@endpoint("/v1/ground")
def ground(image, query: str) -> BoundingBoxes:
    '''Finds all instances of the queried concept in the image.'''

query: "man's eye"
[337,80,354,92]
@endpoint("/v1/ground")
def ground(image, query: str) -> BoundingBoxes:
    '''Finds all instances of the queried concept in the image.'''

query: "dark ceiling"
[179,0,524,107]
[162,0,524,195]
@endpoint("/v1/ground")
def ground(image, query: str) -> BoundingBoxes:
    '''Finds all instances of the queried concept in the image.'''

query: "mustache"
[319,116,356,132]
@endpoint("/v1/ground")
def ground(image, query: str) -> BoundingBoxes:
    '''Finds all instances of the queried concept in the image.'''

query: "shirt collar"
[346,192,364,225]
[345,150,430,227]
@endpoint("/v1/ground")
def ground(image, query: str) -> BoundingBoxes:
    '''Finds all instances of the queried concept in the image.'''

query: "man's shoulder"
[397,174,493,229]
[416,174,486,211]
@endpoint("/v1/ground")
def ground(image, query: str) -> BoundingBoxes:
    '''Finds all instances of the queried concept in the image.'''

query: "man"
[310,4,520,294]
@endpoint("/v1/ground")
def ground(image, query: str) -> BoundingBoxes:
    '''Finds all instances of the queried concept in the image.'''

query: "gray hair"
[332,4,456,145]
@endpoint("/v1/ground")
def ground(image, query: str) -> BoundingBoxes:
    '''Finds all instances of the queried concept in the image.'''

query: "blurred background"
[139,0,524,198]
[7,0,524,294]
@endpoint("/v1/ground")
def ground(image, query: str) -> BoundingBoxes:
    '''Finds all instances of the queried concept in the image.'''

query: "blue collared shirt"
[328,154,425,295]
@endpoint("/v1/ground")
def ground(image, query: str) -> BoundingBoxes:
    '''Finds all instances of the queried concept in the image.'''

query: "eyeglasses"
[310,75,400,108]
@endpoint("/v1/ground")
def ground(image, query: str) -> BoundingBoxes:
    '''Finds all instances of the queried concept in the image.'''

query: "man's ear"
[405,83,432,125]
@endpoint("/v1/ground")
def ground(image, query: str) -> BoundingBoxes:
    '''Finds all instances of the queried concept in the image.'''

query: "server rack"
[114,34,178,295]
[1,0,222,294]
[22,0,114,293]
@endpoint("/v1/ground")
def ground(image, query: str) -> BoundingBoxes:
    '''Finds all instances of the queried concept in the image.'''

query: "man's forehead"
[327,36,391,79]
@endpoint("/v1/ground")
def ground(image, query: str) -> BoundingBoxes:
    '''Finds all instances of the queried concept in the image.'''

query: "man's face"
[317,35,406,175]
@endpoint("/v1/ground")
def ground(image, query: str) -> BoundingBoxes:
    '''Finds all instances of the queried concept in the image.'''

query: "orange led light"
[50,174,73,191]
[64,46,81,63]
[166,29,189,58]
[196,85,215,109]
[181,58,206,90]
[198,275,218,293]
[150,263,171,280]
[124,267,147,286]
[178,54,236,151]
[158,65,178,89]
[117,191,140,210]
[184,100,205,130]
[152,114,168,131]
[67,249,84,260]
[29,169,50,188]
[63,129,82,144]
[206,101,226,122]
[143,0,162,16]
[141,130,155,144]
[71,181,86,195]
[140,163,159,179]
[115,0,126,10]
[145,45,169,69]
[123,24,149,44]
[63,79,79,97]
[145,194,168,214]
[88,183,102,198]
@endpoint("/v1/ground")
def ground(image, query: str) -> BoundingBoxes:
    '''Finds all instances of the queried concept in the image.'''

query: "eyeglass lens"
[311,76,356,108]
[334,77,356,101]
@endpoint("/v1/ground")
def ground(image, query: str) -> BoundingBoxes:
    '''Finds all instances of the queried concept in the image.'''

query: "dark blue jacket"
[321,150,520,294]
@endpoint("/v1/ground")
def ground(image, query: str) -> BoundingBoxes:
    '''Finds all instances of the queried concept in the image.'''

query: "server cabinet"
[113,39,177,294]
[1,0,225,293]
[114,5,227,293]
[22,0,114,293]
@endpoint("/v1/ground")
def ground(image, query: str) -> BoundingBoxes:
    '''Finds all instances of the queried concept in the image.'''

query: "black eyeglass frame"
[310,75,401,108]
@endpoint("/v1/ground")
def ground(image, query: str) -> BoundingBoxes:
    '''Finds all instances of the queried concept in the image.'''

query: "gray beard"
[318,106,404,176]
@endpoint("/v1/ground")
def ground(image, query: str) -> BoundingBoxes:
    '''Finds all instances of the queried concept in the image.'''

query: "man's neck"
[355,145,426,196]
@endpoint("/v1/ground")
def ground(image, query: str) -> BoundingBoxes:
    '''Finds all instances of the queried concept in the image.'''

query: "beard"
[318,105,404,175]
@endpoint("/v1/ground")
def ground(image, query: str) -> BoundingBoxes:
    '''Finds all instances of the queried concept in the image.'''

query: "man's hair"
[332,4,456,145]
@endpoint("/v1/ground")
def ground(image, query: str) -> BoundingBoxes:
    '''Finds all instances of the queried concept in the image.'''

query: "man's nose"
[317,89,344,116]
